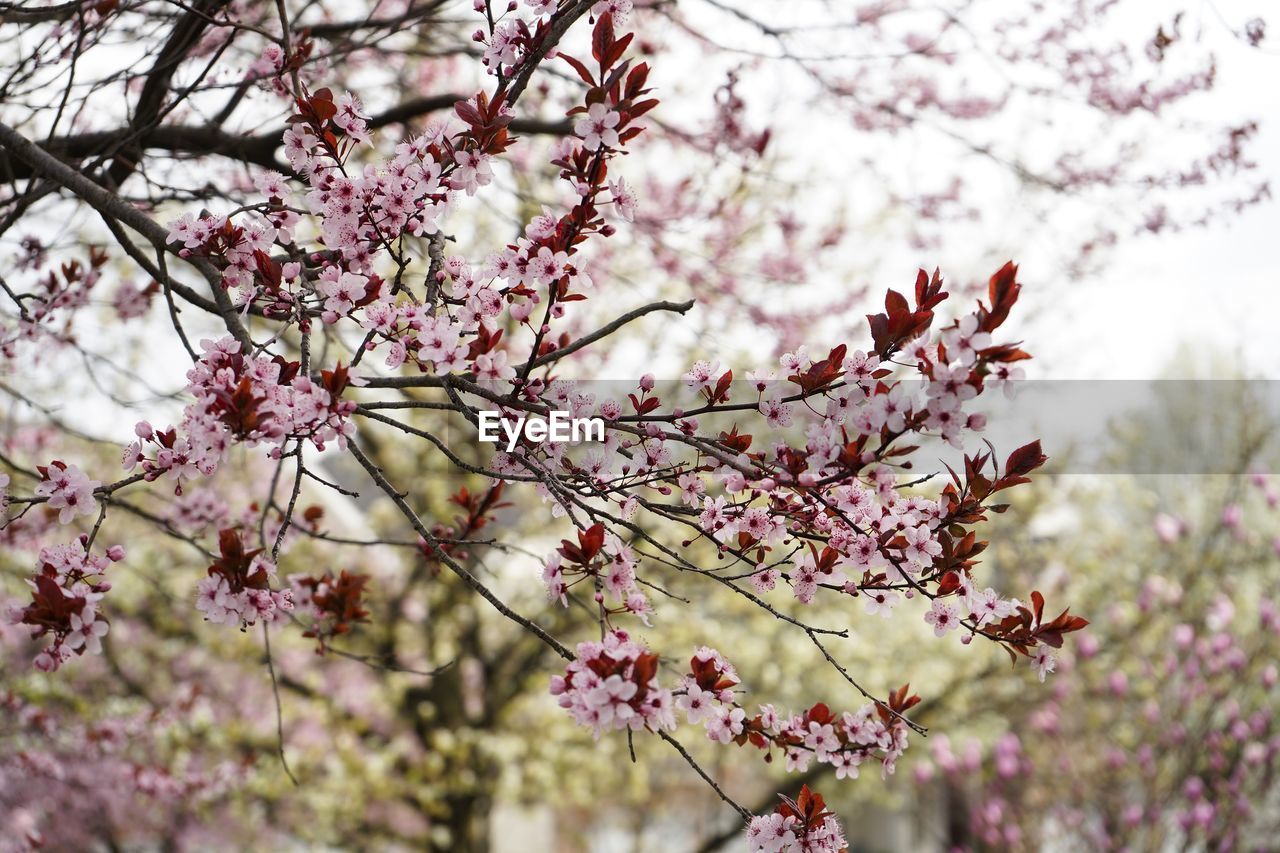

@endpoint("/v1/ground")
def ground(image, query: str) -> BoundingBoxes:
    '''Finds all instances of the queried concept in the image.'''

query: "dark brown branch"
[0,102,571,181]
[105,0,234,188]
[0,1,82,24]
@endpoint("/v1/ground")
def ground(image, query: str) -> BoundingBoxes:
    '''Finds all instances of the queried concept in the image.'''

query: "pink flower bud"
[106,545,125,562]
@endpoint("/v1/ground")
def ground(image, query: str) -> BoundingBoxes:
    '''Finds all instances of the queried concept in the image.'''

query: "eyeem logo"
[477,410,605,452]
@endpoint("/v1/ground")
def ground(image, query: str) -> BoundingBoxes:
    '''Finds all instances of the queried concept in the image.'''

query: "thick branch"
[0,101,571,182]
[0,1,81,24]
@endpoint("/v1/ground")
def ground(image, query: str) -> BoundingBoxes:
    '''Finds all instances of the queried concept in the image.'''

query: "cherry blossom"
[746,785,848,853]
[195,529,294,629]
[924,599,961,638]
[575,103,621,150]
[7,540,122,671]
[33,461,100,525]
[549,630,675,738]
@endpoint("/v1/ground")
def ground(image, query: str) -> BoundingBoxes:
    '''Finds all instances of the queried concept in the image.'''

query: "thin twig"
[262,622,300,787]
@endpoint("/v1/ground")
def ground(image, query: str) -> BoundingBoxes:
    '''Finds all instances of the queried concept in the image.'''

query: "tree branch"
[0,118,255,351]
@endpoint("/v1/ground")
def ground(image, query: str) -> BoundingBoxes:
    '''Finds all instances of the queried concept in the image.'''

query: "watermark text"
[477,410,605,452]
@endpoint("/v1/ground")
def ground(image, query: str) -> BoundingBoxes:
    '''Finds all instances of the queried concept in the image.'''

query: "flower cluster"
[167,212,281,292]
[194,529,293,628]
[675,648,917,777]
[154,13,654,399]
[290,569,371,652]
[549,630,676,737]
[746,785,848,853]
[0,247,106,360]
[524,268,1081,686]
[475,16,533,78]
[542,523,652,624]
[124,337,356,492]
[555,641,918,781]
[673,646,753,744]
[7,539,122,671]
[33,461,100,525]
[743,699,913,778]
[110,278,158,320]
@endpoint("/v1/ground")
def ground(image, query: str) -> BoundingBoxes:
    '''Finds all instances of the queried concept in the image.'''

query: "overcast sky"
[1032,4,1280,380]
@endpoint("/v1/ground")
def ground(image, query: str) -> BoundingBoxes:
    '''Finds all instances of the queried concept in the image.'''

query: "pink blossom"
[574,103,621,150]
[924,599,961,638]
[33,462,100,524]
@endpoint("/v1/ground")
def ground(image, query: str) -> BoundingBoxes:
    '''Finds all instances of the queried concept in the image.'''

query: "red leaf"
[625,62,650,97]
[981,261,1021,332]
[310,91,337,122]
[561,54,596,86]
[454,99,484,128]
[885,288,910,316]
[628,98,659,119]
[591,13,614,66]
[1004,440,1047,479]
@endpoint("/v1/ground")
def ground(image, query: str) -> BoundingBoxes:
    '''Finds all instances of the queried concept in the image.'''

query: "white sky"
[1027,3,1280,380]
